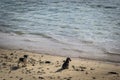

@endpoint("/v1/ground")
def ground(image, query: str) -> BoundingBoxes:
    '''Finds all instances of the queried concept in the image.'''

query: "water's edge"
[0,32,120,63]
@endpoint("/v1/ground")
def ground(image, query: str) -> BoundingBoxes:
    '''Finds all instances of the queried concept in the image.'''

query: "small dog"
[62,57,71,69]
[18,55,28,67]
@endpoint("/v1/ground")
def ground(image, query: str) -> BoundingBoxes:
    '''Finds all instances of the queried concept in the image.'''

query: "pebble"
[45,61,51,64]
[39,76,44,79]
[92,77,96,79]
[90,68,95,70]
[19,78,23,80]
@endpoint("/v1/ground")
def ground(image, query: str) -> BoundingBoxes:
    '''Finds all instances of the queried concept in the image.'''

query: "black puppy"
[62,57,71,69]
[18,55,28,67]
[23,55,28,58]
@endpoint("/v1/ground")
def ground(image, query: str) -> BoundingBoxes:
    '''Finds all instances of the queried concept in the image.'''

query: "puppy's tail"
[55,68,64,73]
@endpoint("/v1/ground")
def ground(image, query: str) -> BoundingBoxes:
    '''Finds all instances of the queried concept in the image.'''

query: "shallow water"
[0,0,120,62]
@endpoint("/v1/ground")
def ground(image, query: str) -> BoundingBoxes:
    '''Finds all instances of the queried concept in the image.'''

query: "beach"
[0,0,120,63]
[0,0,120,80]
[0,48,120,80]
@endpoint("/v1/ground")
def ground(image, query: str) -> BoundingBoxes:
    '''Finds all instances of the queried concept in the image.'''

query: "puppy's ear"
[24,55,28,58]
[70,59,72,61]
[67,57,71,61]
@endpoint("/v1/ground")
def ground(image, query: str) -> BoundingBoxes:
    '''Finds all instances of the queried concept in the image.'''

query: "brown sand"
[0,48,120,80]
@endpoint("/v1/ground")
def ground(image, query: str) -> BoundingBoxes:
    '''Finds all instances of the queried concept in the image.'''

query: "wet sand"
[0,48,120,80]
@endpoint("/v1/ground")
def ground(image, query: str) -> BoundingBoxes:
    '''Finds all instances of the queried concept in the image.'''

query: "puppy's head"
[67,57,71,62]
[24,55,28,58]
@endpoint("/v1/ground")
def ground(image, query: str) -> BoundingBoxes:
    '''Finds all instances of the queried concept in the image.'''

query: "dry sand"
[0,48,120,80]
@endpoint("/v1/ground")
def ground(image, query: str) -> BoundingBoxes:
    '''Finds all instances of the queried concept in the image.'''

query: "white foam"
[0,32,120,62]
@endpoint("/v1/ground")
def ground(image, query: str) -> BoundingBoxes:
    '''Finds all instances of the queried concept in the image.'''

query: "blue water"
[0,0,120,62]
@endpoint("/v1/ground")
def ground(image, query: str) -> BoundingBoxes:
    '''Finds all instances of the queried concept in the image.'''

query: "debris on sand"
[45,61,51,64]
[108,71,119,76]
[38,76,44,79]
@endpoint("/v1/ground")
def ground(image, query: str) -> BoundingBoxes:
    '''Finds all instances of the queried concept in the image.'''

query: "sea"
[0,0,120,62]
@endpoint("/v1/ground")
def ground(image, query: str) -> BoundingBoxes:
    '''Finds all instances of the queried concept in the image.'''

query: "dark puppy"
[62,57,71,69]
[18,55,28,67]
[24,55,28,58]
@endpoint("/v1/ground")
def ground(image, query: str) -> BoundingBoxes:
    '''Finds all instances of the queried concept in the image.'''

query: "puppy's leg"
[17,61,20,67]
[23,62,26,67]
[23,59,27,67]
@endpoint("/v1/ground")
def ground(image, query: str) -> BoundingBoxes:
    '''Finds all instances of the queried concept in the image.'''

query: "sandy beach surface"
[0,48,120,80]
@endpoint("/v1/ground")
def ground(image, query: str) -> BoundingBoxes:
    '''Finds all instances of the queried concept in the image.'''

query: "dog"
[62,57,71,69]
[18,55,28,67]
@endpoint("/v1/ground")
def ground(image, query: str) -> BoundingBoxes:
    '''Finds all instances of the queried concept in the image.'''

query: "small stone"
[72,65,75,70]
[15,57,17,59]
[2,63,6,66]
[33,76,36,79]
[81,69,84,71]
[80,66,86,69]
[19,78,23,80]
[85,71,88,74]
[92,77,96,79]
[39,76,44,79]
[4,56,8,59]
[57,76,60,79]
[10,76,13,78]
[49,76,53,79]
[108,72,118,75]
[32,64,35,66]
[37,71,41,73]
[75,69,79,71]
[45,61,51,64]
[67,78,71,80]
[90,68,95,70]
[69,77,72,78]
[10,53,13,55]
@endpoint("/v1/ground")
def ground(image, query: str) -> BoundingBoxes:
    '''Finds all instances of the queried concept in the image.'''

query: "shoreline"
[0,32,120,63]
[0,47,120,64]
[0,48,120,80]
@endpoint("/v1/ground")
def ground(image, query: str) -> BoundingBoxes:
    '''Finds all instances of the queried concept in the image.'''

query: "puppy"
[18,55,28,67]
[24,55,28,58]
[62,57,71,69]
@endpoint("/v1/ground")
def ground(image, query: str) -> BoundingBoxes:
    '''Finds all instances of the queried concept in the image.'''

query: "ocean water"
[0,0,120,62]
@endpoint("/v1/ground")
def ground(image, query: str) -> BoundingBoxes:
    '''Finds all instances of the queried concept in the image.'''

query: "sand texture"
[0,48,120,80]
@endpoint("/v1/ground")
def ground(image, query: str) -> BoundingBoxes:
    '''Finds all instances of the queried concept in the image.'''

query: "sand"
[0,48,120,80]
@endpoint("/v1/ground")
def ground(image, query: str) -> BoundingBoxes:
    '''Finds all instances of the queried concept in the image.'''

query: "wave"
[0,23,12,28]
[0,28,9,33]
[29,32,53,39]
[89,4,117,9]
[29,32,63,43]
[104,52,120,56]
[13,31,25,35]
[0,28,25,35]
[104,6,117,9]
